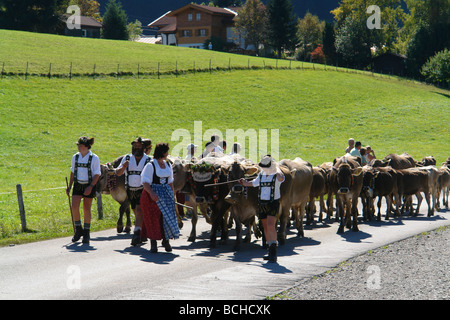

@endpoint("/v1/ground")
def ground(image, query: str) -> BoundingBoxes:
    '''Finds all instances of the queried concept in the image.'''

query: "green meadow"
[0,30,449,245]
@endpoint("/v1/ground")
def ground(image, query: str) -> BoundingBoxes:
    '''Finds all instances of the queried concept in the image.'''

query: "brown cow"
[396,168,434,216]
[361,166,399,221]
[278,158,313,242]
[330,156,363,233]
[383,153,416,169]
[319,162,334,220]
[223,160,262,250]
[188,155,232,248]
[170,157,211,242]
[97,156,132,233]
[417,156,436,167]
[306,166,328,223]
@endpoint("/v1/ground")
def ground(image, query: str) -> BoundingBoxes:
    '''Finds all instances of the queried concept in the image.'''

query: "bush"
[421,49,450,84]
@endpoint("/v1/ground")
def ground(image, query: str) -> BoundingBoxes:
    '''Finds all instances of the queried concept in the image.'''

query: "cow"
[319,162,335,221]
[170,157,211,242]
[223,160,262,250]
[383,153,416,169]
[278,158,313,243]
[396,167,434,217]
[188,154,233,248]
[306,166,328,224]
[97,156,132,234]
[417,156,436,167]
[361,166,399,221]
[437,165,450,209]
[330,156,363,233]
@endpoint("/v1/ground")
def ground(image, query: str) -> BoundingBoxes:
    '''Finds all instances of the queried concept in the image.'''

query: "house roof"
[147,11,176,28]
[167,4,237,17]
[62,14,103,28]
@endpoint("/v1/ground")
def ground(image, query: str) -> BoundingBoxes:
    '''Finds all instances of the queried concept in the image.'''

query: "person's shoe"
[150,240,158,253]
[130,229,142,246]
[82,229,90,244]
[162,239,172,252]
[264,243,277,263]
[72,226,83,242]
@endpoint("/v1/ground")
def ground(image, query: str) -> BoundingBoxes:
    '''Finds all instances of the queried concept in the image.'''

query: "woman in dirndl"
[140,143,180,253]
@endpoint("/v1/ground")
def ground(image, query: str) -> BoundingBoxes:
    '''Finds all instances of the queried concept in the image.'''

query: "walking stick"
[66,177,75,233]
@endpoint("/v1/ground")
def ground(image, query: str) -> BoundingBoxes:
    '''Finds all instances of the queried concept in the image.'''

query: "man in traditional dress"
[115,137,151,246]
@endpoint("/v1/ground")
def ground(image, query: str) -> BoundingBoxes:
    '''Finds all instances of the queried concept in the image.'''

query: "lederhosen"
[258,174,279,220]
[125,154,151,209]
[73,153,96,198]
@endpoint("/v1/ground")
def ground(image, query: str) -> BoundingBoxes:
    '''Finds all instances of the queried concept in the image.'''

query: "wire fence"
[1,57,445,88]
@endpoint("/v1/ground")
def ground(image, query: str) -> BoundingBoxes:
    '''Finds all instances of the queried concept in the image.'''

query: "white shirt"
[141,159,174,185]
[118,154,150,188]
[70,151,101,183]
[251,169,285,200]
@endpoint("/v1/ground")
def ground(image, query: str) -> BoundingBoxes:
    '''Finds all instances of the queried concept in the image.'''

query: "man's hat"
[131,137,144,145]
[76,136,94,149]
[259,154,277,175]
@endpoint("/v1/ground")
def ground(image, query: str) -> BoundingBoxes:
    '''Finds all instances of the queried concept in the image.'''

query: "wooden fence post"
[69,62,72,80]
[25,62,28,80]
[96,192,103,220]
[16,184,27,232]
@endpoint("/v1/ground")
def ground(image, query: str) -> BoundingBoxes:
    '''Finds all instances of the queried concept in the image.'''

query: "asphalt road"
[1,201,449,300]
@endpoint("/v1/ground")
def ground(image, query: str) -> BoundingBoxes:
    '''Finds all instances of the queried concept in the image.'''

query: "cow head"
[224,161,259,204]
[189,161,225,204]
[333,163,363,194]
[97,163,117,193]
[371,159,391,168]
[362,168,380,198]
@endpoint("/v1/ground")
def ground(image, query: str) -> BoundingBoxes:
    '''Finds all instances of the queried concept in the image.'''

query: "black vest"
[151,160,170,185]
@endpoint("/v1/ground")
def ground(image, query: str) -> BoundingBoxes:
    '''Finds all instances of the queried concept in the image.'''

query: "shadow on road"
[114,245,179,264]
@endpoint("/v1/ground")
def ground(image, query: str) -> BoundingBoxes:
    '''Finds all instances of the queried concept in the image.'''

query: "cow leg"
[124,202,132,233]
[336,196,345,234]
[296,203,306,238]
[188,206,198,242]
[116,204,124,233]
[424,191,433,217]
[277,204,290,245]
[345,197,353,229]
[233,216,242,251]
[376,196,382,221]
[414,192,423,216]
[326,192,333,220]
[351,196,359,232]
[444,186,448,207]
[318,195,326,222]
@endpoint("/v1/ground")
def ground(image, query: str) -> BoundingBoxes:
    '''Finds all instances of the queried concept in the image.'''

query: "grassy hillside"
[0,30,448,245]
[0,29,303,76]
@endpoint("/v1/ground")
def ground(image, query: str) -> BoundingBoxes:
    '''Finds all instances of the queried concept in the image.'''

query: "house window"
[196,13,201,21]
[199,29,207,37]
[188,14,193,21]
[182,30,191,37]
[82,29,87,37]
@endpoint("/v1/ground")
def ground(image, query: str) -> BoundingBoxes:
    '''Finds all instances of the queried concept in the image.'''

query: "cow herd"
[97,152,450,251]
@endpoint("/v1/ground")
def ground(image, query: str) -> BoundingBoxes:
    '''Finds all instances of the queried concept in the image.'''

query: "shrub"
[421,49,450,84]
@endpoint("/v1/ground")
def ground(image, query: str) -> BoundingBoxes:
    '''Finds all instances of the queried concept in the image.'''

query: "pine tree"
[102,0,128,40]
[266,0,297,59]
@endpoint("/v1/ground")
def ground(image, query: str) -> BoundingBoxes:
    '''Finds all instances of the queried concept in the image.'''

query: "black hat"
[76,136,94,149]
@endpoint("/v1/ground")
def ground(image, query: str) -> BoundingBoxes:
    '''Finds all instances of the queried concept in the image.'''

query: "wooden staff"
[66,177,75,233]
[175,202,194,210]
[204,178,253,188]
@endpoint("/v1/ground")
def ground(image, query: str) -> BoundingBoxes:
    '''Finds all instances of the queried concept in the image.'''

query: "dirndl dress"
[141,183,180,241]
